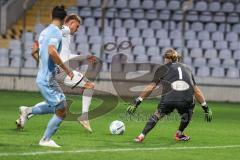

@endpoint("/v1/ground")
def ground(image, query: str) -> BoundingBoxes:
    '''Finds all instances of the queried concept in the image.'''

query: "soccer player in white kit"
[16,14,95,132]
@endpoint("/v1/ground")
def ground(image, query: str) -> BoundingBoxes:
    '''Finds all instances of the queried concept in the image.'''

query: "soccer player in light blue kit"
[17,6,73,147]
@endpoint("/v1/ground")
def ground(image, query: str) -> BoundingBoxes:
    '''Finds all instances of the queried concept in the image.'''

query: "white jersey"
[60,25,78,62]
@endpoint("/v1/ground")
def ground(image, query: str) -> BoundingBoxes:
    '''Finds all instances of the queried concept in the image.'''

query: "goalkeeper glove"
[201,103,213,122]
[127,97,142,115]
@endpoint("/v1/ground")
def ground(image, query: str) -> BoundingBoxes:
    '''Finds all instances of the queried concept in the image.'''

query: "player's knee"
[154,110,165,119]
[55,101,67,119]
[84,82,95,89]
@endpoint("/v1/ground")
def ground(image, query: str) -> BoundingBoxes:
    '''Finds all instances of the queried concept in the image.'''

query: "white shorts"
[56,70,89,88]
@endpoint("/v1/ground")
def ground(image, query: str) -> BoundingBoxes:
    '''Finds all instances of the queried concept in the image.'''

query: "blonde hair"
[164,49,181,62]
[65,14,82,24]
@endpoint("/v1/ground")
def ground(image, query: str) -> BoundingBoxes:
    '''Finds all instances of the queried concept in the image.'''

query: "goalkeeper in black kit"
[127,49,213,142]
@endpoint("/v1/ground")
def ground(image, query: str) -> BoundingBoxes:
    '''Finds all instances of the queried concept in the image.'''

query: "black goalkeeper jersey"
[152,62,196,103]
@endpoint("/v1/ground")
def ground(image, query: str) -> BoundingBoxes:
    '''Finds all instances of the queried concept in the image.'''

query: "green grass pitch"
[0,90,240,160]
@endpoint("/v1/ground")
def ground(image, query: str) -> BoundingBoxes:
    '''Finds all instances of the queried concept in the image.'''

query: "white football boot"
[39,139,61,148]
[16,106,30,130]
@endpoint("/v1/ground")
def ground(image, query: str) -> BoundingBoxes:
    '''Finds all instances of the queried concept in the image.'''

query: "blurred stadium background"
[0,0,240,102]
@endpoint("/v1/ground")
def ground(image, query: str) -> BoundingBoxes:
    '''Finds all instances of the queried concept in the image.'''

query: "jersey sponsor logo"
[171,80,190,91]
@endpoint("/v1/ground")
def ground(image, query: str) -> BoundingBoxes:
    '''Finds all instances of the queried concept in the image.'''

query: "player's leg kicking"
[16,70,95,132]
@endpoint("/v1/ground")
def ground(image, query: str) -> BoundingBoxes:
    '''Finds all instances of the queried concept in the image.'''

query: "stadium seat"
[76,26,86,36]
[0,48,9,67]
[233,50,240,60]
[193,58,206,67]
[158,39,171,48]
[106,8,117,18]
[67,6,78,15]
[236,3,240,13]
[147,46,160,56]
[77,44,90,54]
[156,29,168,39]
[198,31,210,40]
[201,40,213,49]
[183,57,192,66]
[189,48,202,58]
[170,30,181,40]
[150,56,163,64]
[212,67,225,77]
[135,55,149,63]
[112,19,122,28]
[222,2,234,13]
[185,30,196,40]
[163,21,176,30]
[199,12,212,22]
[115,0,127,8]
[197,66,210,77]
[89,0,101,7]
[150,20,162,30]
[142,0,154,9]
[106,0,114,8]
[79,7,92,17]
[104,27,113,36]
[172,39,183,48]
[87,26,99,36]
[226,68,239,78]
[132,9,144,19]
[34,24,45,34]
[159,10,171,20]
[24,56,36,68]
[215,41,228,50]
[230,42,240,51]
[84,17,95,27]
[191,22,203,32]
[232,24,240,33]
[115,28,126,37]
[119,9,131,19]
[131,37,143,46]
[213,12,226,23]
[218,23,231,32]
[77,0,88,6]
[142,28,154,38]
[128,28,140,38]
[89,36,102,44]
[144,38,157,47]
[195,1,207,11]
[9,40,21,51]
[227,13,239,24]
[155,0,167,10]
[177,22,190,30]
[10,56,22,68]
[205,22,217,32]
[123,19,135,29]
[212,31,224,41]
[91,44,101,57]
[76,35,88,43]
[168,0,180,10]
[186,11,198,22]
[204,48,217,59]
[187,40,200,49]
[219,49,232,59]
[133,46,146,56]
[136,20,148,29]
[145,10,158,19]
[226,32,238,42]
[172,11,183,21]
[129,0,140,9]
[208,58,221,68]
[222,59,235,68]
[116,37,129,44]
[104,36,115,43]
[93,8,102,18]
[209,1,221,12]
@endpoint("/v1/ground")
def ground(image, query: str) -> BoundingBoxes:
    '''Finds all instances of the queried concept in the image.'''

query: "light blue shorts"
[37,77,66,107]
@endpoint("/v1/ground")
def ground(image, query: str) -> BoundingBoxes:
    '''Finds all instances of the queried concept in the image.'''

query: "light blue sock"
[42,114,63,140]
[32,101,54,115]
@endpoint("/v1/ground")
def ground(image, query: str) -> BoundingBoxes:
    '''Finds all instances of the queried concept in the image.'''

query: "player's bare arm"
[31,41,39,64]
[48,45,73,79]
[194,85,212,122]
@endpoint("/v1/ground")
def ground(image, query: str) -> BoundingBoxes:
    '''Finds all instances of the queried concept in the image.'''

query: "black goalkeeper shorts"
[157,101,195,116]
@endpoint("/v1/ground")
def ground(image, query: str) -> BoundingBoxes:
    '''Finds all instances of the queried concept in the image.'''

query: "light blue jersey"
[36,24,65,107]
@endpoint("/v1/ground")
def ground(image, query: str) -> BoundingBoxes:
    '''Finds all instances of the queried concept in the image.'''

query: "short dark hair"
[65,14,82,24]
[52,5,67,21]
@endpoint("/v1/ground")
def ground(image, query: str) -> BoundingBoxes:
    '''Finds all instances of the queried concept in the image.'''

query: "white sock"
[82,88,93,119]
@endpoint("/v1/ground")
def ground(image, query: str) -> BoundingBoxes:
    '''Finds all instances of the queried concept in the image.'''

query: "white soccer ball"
[109,120,125,135]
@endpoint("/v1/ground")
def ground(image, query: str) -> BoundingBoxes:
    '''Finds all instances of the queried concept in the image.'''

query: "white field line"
[0,145,240,157]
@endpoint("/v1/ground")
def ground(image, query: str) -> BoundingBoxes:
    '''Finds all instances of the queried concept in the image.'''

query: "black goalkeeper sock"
[142,114,159,136]
[178,111,192,133]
